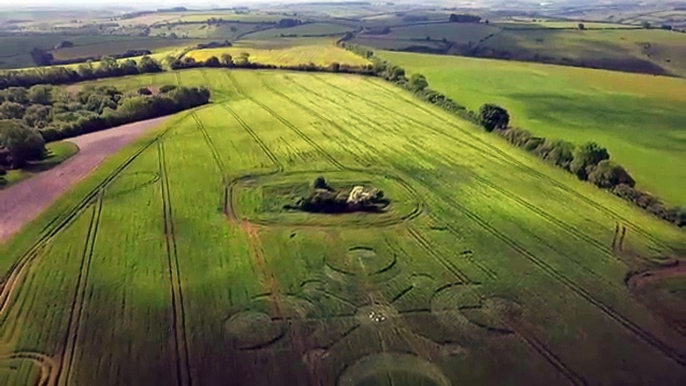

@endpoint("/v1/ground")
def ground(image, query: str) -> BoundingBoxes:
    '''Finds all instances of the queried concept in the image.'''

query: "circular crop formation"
[337,353,451,386]
[325,247,395,276]
[224,293,318,350]
[224,311,286,350]
[230,170,422,227]
[431,284,522,334]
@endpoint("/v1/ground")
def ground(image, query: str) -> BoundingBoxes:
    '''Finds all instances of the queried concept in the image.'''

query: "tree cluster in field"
[0,84,210,175]
[340,44,684,227]
[276,19,304,28]
[0,55,164,90]
[449,14,482,23]
[285,176,389,213]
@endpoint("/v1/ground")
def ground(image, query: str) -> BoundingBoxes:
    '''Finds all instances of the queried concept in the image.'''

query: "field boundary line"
[158,140,192,386]
[360,77,666,249]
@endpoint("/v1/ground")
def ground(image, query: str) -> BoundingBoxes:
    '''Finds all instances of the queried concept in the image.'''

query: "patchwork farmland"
[0,68,684,385]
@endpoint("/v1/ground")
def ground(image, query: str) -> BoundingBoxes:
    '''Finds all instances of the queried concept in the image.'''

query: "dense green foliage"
[0,84,210,169]
[287,176,388,213]
[478,104,510,132]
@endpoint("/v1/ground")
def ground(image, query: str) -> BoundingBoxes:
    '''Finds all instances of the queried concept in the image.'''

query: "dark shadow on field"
[67,281,179,386]
[452,29,671,75]
[507,93,686,152]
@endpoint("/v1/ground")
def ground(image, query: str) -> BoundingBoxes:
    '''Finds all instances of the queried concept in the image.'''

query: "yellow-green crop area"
[379,51,686,206]
[188,40,371,67]
[0,68,685,385]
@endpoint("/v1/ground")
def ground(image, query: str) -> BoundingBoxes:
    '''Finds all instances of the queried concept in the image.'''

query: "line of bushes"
[491,124,684,225]
[340,43,684,227]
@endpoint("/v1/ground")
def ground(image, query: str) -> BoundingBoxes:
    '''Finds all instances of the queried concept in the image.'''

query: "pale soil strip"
[0,116,168,243]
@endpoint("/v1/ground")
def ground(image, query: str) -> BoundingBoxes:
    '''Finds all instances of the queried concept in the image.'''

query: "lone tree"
[478,104,510,132]
[578,23,586,30]
[220,53,234,67]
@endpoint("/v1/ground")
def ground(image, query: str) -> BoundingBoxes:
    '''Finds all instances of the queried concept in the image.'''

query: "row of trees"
[0,84,210,171]
[0,55,164,90]
[340,43,684,227]
[493,123,683,225]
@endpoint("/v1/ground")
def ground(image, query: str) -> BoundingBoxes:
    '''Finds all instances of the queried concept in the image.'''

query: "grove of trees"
[0,83,211,171]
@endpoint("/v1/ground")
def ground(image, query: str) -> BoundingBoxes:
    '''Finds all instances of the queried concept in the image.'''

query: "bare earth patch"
[0,116,168,243]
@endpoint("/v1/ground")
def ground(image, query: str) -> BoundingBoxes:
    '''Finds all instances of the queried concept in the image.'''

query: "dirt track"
[0,117,168,243]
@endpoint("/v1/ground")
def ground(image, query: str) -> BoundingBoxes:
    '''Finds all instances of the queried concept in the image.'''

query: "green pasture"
[0,35,153,69]
[480,28,686,76]
[382,23,499,45]
[241,23,357,39]
[0,68,683,385]
[378,50,686,205]
[49,38,201,61]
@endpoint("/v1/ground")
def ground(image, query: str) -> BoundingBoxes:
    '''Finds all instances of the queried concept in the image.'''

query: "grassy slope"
[1,141,79,188]
[0,69,684,385]
[378,50,686,206]
[481,28,686,76]
[0,35,152,69]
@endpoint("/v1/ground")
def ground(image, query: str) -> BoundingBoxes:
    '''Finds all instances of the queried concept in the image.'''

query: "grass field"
[0,35,160,69]
[377,50,686,206]
[0,68,684,385]
[148,22,269,40]
[0,142,79,188]
[377,23,499,45]
[241,23,358,39]
[479,28,686,76]
[49,38,202,61]
[188,40,371,67]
